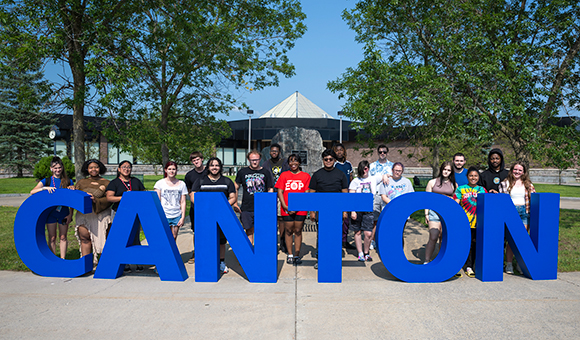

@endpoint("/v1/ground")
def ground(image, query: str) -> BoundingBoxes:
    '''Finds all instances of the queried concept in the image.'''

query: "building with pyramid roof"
[259,92,334,119]
[218,91,353,166]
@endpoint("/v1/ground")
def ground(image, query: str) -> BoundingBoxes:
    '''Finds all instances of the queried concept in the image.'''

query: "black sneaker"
[123,265,131,273]
[343,242,357,250]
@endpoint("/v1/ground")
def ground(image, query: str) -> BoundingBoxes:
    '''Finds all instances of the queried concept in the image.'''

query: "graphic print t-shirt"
[377,177,415,210]
[154,179,187,219]
[235,167,273,212]
[274,170,311,216]
[453,185,487,228]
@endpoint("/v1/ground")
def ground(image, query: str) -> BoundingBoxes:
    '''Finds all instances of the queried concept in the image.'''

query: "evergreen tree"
[0,60,53,177]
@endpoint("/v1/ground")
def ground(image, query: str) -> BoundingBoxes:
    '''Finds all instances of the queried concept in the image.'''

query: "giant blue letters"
[94,191,187,281]
[476,193,559,281]
[194,192,277,283]
[288,193,373,283]
[376,192,471,283]
[13,189,560,283]
[14,189,94,277]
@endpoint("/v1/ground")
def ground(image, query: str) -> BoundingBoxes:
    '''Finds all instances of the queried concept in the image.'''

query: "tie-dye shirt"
[453,185,487,229]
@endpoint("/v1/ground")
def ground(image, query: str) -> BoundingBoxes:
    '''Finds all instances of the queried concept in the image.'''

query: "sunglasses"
[378,151,388,154]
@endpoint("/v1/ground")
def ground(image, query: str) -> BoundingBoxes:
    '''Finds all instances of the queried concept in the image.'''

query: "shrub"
[33,156,75,180]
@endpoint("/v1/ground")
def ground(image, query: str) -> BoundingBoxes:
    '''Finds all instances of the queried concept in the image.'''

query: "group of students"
[423,149,535,277]
[31,157,145,272]
[32,145,535,277]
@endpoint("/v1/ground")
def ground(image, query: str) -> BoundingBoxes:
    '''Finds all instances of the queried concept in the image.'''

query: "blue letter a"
[476,193,559,281]
[194,192,277,283]
[94,192,187,281]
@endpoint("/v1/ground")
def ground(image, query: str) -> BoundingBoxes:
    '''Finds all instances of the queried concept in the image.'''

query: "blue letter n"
[476,193,559,281]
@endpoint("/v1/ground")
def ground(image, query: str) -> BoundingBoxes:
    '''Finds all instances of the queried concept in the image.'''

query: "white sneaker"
[220,261,229,274]
[370,240,376,250]
[505,263,514,274]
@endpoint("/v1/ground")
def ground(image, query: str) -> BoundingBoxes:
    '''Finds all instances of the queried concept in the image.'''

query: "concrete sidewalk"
[1,219,579,339]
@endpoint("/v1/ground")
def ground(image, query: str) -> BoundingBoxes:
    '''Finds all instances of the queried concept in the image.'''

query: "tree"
[93,0,306,165]
[1,0,134,178]
[329,0,580,167]
[0,36,52,177]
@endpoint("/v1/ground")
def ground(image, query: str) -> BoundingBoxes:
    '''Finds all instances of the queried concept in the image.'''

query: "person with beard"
[453,153,468,187]
[478,148,509,193]
[191,157,236,274]
[262,143,290,253]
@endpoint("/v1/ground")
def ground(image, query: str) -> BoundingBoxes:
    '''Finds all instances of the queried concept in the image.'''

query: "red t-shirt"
[274,170,311,216]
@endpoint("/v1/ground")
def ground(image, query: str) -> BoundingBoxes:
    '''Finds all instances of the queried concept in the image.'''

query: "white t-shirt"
[154,179,187,218]
[349,175,382,194]
[377,176,414,210]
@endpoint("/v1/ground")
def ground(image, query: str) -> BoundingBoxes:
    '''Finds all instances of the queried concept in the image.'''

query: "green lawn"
[0,177,37,194]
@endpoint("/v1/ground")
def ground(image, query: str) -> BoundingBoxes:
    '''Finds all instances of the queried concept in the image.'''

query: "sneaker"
[286,254,294,264]
[365,254,373,262]
[343,242,357,250]
[370,240,376,250]
[423,261,429,265]
[135,265,144,273]
[123,265,131,273]
[294,256,302,265]
[314,262,318,269]
[220,261,229,274]
[505,262,514,274]
[466,267,475,278]
[358,255,366,262]
[187,257,194,264]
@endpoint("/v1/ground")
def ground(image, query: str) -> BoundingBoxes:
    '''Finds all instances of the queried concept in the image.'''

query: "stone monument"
[266,127,324,175]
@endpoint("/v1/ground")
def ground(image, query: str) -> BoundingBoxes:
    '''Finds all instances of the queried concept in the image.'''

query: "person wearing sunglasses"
[368,144,394,250]
[308,149,349,269]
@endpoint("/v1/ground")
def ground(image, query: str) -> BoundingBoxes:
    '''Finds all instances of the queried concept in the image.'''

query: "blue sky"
[218,0,364,121]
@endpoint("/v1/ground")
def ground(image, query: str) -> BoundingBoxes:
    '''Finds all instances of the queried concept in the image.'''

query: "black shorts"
[282,214,306,222]
[241,211,254,230]
[350,212,373,232]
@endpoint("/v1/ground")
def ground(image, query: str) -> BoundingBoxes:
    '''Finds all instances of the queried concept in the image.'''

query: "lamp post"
[338,111,343,143]
[247,109,254,152]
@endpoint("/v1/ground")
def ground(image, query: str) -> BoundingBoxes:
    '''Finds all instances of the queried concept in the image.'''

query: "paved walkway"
[1,218,579,339]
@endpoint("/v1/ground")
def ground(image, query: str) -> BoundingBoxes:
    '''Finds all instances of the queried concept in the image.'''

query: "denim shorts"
[428,210,441,223]
[46,206,70,224]
[166,215,181,227]
[515,205,529,226]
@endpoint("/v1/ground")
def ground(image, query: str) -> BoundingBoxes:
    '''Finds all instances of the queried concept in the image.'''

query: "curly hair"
[81,159,107,177]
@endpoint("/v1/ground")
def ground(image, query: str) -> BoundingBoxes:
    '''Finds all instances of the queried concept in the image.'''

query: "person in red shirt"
[275,154,311,265]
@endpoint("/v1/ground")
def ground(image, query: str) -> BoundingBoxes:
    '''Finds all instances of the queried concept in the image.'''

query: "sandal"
[454,271,462,278]
[466,267,475,278]
[294,256,302,265]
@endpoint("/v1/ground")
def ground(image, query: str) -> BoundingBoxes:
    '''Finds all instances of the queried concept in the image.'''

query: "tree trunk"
[161,104,170,167]
[431,145,440,178]
[72,68,86,180]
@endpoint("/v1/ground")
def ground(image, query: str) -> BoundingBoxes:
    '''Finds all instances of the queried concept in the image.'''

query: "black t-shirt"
[192,175,235,199]
[184,168,205,206]
[262,157,290,185]
[235,167,273,212]
[106,177,146,211]
[309,167,348,193]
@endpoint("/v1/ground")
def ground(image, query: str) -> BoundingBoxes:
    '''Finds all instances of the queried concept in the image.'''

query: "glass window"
[223,148,234,165]
[236,149,247,166]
